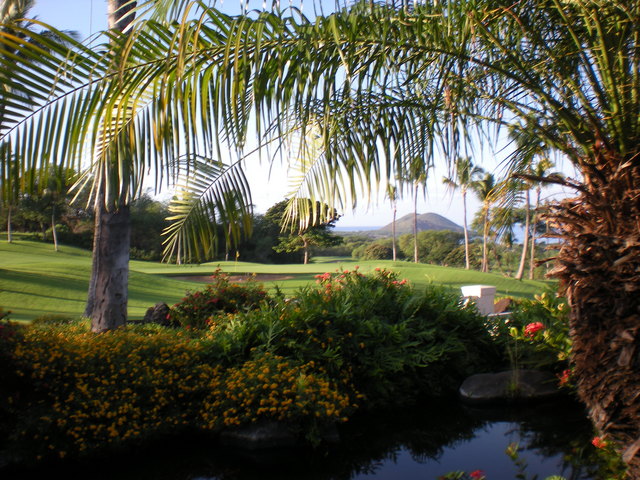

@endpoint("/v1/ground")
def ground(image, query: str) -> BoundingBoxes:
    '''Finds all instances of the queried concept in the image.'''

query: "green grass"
[0,238,554,321]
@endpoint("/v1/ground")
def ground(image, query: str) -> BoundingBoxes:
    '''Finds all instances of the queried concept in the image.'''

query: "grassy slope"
[1,240,552,321]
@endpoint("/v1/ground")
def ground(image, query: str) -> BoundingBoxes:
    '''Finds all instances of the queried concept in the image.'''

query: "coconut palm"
[386,183,398,261]
[443,157,484,270]
[471,173,496,273]
[526,158,560,280]
[1,0,639,470]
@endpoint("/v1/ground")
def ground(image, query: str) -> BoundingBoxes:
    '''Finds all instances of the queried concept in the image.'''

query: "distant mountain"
[376,212,463,236]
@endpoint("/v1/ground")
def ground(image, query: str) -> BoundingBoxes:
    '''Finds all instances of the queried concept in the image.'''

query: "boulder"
[219,421,340,450]
[219,421,299,450]
[459,369,561,405]
[143,303,172,326]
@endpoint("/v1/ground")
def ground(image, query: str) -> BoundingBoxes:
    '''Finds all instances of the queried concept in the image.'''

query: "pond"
[7,397,598,480]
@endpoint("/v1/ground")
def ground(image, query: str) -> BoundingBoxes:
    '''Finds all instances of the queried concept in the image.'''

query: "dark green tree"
[267,199,342,265]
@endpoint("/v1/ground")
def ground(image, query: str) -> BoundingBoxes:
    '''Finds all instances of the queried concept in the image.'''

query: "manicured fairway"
[1,238,553,321]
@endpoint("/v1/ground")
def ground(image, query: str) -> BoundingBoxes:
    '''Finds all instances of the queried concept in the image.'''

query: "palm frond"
[162,154,252,264]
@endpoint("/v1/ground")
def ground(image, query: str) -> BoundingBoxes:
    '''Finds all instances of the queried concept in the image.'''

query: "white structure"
[461,285,496,316]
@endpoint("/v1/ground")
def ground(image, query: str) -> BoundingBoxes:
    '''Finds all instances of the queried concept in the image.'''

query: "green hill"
[375,212,463,235]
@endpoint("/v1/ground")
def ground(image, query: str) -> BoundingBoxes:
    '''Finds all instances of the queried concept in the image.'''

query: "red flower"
[523,322,545,338]
[469,470,485,479]
[558,369,571,386]
[592,436,607,449]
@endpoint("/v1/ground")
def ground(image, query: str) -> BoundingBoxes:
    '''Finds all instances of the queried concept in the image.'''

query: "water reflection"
[5,397,597,480]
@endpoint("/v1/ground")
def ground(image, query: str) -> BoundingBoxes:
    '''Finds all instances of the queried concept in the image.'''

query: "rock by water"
[459,370,561,405]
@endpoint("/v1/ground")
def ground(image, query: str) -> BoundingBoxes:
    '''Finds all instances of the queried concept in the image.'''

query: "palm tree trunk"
[85,0,136,329]
[302,236,309,265]
[391,199,397,262]
[462,188,470,269]
[515,189,530,280]
[413,183,419,263]
[6,204,11,243]
[548,159,640,475]
[90,202,130,333]
[528,186,541,280]
[482,207,489,273]
[51,208,58,252]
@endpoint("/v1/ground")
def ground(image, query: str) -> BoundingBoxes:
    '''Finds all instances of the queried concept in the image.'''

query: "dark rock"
[459,369,561,405]
[219,421,299,450]
[143,303,171,326]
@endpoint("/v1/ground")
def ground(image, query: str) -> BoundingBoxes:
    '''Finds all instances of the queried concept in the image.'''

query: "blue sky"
[27,0,563,229]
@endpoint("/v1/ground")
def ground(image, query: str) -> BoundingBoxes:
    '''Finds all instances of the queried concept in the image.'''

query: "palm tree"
[527,158,560,280]
[2,0,640,469]
[443,157,484,270]
[507,127,554,281]
[0,0,78,243]
[386,183,398,261]
[471,173,496,273]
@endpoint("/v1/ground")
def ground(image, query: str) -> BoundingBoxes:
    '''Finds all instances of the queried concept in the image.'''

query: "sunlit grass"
[1,238,553,321]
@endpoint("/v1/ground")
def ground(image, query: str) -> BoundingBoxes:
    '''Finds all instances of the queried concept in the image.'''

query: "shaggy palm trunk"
[515,189,530,280]
[548,158,640,475]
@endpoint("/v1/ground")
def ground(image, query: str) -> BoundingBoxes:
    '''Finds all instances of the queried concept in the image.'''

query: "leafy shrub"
[508,288,572,375]
[168,269,269,329]
[361,242,393,260]
[207,267,498,407]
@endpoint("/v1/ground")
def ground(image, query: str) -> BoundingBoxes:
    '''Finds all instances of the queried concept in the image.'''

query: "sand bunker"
[173,273,294,283]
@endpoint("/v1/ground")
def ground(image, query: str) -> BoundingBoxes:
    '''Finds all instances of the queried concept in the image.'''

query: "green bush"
[206,267,498,406]
[361,242,393,260]
[168,269,269,329]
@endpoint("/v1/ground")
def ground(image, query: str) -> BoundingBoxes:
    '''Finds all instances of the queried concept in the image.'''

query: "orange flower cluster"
[201,353,353,430]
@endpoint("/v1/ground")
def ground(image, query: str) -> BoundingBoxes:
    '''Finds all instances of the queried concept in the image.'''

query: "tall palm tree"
[443,157,484,270]
[1,0,640,470]
[527,158,559,280]
[507,127,553,281]
[471,173,496,273]
[386,183,398,261]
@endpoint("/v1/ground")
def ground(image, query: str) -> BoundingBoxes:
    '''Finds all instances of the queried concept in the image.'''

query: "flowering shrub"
[4,322,215,461]
[508,289,573,379]
[589,435,628,478]
[201,352,353,439]
[168,269,269,329]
